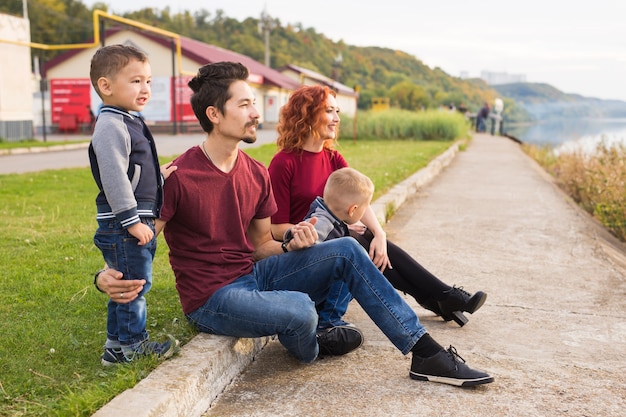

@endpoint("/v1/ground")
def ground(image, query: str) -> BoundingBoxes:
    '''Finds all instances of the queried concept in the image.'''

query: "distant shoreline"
[504,117,626,147]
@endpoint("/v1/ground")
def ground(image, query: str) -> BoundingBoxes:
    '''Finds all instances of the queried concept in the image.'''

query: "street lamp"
[331,52,342,81]
[258,8,275,67]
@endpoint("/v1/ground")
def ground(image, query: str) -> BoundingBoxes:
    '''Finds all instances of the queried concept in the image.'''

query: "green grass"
[0,138,455,416]
[0,138,91,150]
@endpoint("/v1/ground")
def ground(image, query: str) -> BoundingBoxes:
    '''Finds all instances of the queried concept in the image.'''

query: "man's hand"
[161,161,178,180]
[285,217,318,251]
[96,269,145,304]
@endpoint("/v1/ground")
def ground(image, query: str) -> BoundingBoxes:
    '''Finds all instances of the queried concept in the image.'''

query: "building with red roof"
[43,27,303,134]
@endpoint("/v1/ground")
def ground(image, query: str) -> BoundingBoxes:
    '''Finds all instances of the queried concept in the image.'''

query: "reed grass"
[340,108,471,141]
[523,140,626,241]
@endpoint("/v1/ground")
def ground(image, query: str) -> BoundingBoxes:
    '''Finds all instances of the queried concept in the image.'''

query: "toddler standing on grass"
[88,44,178,366]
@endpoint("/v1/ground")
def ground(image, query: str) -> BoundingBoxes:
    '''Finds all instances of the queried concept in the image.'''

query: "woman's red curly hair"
[276,85,339,152]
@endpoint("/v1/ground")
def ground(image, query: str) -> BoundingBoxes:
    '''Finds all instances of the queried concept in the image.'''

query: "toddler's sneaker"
[101,347,129,366]
[132,337,180,361]
[101,336,180,366]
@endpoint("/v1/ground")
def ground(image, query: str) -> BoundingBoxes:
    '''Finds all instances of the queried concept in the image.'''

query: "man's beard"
[242,121,258,144]
[242,136,256,144]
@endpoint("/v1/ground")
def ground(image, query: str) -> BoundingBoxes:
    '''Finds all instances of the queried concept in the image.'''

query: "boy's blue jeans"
[186,237,426,363]
[94,217,156,349]
[317,281,353,329]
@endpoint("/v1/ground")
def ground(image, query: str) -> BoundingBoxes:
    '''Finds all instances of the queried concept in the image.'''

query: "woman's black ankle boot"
[437,286,487,327]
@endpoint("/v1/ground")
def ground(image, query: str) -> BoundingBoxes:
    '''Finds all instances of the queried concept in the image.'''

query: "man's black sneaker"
[317,319,353,330]
[410,345,494,387]
[317,325,363,356]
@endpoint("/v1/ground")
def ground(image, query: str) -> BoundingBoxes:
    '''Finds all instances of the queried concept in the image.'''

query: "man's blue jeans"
[94,218,156,349]
[477,117,486,132]
[186,237,426,363]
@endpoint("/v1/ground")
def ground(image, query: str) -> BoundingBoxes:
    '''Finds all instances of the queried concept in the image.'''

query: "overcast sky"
[81,0,626,102]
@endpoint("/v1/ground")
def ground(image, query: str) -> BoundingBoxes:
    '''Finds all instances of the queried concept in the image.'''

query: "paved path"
[200,134,626,416]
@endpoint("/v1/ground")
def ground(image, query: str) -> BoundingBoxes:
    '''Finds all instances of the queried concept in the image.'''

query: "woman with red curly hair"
[268,85,487,333]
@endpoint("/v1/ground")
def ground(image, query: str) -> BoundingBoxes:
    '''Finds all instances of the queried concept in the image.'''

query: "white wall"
[0,13,34,138]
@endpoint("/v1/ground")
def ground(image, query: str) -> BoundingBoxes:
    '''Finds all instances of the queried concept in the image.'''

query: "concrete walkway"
[93,134,626,416]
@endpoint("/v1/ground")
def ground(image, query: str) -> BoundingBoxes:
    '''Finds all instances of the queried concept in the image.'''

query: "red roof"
[178,36,299,90]
[44,27,300,90]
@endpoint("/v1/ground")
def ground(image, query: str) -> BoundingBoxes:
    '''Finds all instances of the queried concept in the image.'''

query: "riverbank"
[523,139,626,243]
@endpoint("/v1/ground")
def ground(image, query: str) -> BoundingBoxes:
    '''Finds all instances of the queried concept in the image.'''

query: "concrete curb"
[93,335,270,417]
[91,139,462,417]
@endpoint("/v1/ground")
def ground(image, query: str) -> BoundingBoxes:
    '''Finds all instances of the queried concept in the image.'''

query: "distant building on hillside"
[481,71,527,85]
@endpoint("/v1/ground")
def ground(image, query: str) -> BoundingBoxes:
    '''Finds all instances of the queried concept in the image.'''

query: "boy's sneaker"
[101,347,129,366]
[101,336,180,366]
[130,337,180,361]
[410,345,494,387]
[317,325,363,356]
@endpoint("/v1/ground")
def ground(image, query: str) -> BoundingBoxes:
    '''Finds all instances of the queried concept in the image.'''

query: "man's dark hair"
[188,62,249,134]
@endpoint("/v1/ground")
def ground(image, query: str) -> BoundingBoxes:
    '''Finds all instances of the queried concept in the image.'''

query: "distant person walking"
[476,102,490,132]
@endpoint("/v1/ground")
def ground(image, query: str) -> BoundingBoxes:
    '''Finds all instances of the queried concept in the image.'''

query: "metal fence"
[0,120,33,142]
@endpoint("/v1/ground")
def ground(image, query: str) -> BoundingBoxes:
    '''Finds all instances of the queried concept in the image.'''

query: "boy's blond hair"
[324,167,374,209]
[89,44,148,99]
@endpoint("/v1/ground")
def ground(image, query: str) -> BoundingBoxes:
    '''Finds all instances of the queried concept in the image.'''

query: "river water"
[503,118,626,152]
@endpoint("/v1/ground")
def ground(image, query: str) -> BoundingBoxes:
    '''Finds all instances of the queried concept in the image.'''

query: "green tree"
[389,80,430,110]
